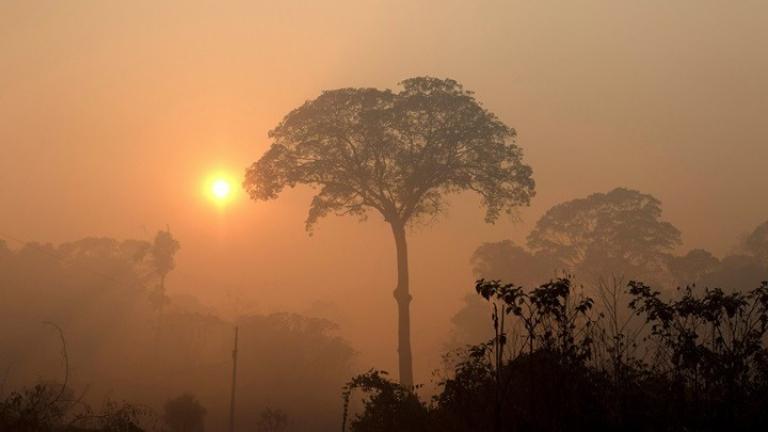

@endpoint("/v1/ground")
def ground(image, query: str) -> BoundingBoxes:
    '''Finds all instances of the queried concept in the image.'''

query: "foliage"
[149,230,181,310]
[667,248,721,286]
[151,230,180,277]
[745,220,768,263]
[255,407,288,432]
[453,187,686,347]
[0,236,354,432]
[527,187,681,281]
[629,282,768,392]
[341,370,428,432]
[93,400,149,432]
[447,293,495,348]
[244,77,534,231]
[244,76,535,387]
[0,383,73,432]
[471,240,560,287]
[163,394,205,432]
[0,383,148,432]
[0,317,150,431]
[475,278,595,359]
[700,254,768,293]
[348,277,768,431]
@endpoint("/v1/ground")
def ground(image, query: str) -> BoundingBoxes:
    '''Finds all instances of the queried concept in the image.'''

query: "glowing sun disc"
[205,174,236,205]
[212,179,231,199]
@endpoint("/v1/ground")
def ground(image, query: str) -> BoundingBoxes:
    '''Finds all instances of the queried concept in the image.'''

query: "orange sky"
[2,0,767,378]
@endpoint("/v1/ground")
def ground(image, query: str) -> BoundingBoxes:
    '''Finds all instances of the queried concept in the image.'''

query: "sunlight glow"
[212,179,231,199]
[204,173,237,206]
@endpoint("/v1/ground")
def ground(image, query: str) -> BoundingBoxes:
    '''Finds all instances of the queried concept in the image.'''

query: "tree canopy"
[745,220,768,263]
[471,240,560,288]
[244,77,535,230]
[667,248,720,286]
[527,187,681,280]
[151,230,180,279]
[164,394,206,432]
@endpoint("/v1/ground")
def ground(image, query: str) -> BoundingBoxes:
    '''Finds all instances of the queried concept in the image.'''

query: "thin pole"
[228,326,239,432]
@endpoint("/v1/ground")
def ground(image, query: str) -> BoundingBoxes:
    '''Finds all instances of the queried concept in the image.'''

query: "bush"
[345,278,768,431]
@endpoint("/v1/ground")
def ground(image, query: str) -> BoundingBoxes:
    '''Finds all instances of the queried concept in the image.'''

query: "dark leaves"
[244,77,535,230]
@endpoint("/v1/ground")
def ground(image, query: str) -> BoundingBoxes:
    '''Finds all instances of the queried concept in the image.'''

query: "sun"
[204,173,237,205]
[212,179,231,199]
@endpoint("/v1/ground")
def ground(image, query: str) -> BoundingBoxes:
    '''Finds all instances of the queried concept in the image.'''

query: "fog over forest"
[1,1,767,431]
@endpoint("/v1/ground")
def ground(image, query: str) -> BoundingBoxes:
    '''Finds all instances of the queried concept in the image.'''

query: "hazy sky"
[2,0,767,377]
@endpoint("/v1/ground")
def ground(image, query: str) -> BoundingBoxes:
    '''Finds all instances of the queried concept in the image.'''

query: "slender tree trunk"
[390,221,414,388]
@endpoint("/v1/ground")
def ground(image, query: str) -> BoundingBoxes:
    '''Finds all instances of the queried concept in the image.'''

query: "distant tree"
[448,293,494,348]
[163,393,205,432]
[667,248,720,286]
[256,408,288,432]
[449,241,560,347]
[0,235,352,432]
[744,220,768,263]
[94,400,146,432]
[232,312,355,430]
[701,254,768,293]
[527,188,681,283]
[244,77,535,386]
[58,237,152,285]
[471,240,561,287]
[150,229,180,311]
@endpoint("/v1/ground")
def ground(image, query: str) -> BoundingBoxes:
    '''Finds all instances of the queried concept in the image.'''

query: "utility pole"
[228,326,239,432]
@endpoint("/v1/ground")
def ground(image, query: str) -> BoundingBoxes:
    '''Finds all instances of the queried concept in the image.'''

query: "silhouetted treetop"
[527,187,681,276]
[471,240,560,287]
[701,254,768,292]
[244,76,535,230]
[745,220,768,263]
[151,229,180,277]
[163,393,206,432]
[668,248,720,286]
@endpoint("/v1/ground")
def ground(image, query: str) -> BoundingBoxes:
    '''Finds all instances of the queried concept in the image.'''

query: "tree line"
[450,190,768,348]
[0,233,353,431]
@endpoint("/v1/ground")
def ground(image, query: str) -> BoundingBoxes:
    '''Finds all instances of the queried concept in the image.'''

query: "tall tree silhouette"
[243,77,535,386]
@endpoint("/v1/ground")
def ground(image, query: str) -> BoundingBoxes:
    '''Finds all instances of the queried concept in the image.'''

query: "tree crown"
[527,187,681,276]
[244,77,535,230]
[745,220,768,262]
